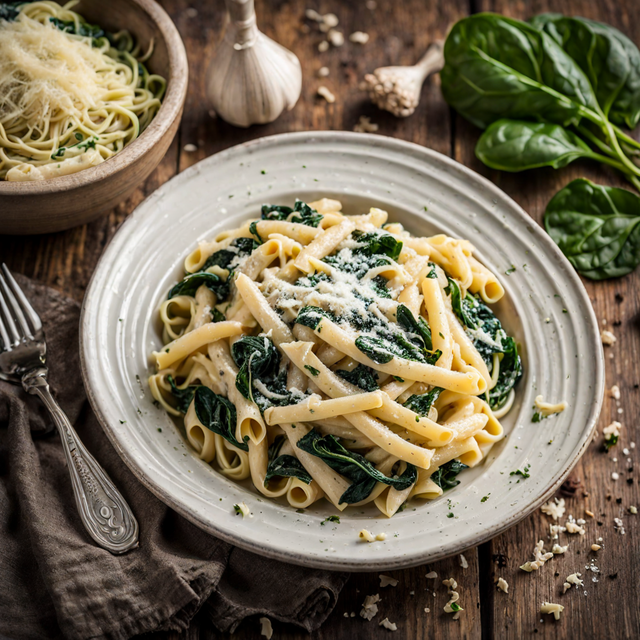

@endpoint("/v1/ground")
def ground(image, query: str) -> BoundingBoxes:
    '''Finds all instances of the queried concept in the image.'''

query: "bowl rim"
[0,0,188,194]
[80,131,605,571]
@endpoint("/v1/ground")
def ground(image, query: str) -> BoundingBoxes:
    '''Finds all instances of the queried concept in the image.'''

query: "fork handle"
[23,368,139,554]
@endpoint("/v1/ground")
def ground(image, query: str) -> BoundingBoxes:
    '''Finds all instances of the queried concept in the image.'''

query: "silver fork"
[0,264,138,554]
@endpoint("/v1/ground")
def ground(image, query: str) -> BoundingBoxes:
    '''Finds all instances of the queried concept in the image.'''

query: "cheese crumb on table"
[601,330,617,345]
[259,617,273,640]
[541,497,566,521]
[562,573,584,593]
[550,523,567,539]
[379,575,398,588]
[552,543,569,554]
[497,577,509,593]
[630,506,638,514]
[318,40,329,52]
[353,115,379,133]
[183,143,198,152]
[317,66,330,77]
[459,554,468,569]
[426,571,438,579]
[442,578,463,615]
[520,540,553,572]
[379,618,398,631]
[349,31,370,44]
[327,29,344,46]
[360,594,380,621]
[591,544,601,551]
[565,518,586,535]
[317,86,336,103]
[610,384,621,400]
[541,602,564,620]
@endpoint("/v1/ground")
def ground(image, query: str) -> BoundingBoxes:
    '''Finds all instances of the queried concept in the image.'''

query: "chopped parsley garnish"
[320,515,340,526]
[510,464,531,479]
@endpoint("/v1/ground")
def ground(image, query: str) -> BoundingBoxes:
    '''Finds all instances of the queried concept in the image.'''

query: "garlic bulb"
[206,0,302,127]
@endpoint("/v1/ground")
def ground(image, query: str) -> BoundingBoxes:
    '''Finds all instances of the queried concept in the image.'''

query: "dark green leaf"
[291,200,323,227]
[167,375,197,414]
[355,336,395,364]
[193,386,248,451]
[336,364,380,392]
[352,230,403,261]
[321,515,340,525]
[211,308,226,322]
[441,13,598,130]
[295,305,336,330]
[265,436,312,485]
[403,387,443,417]
[49,16,107,39]
[445,277,478,329]
[431,459,469,491]
[544,178,640,279]
[261,204,293,221]
[297,430,417,504]
[396,303,433,351]
[168,271,230,302]
[510,464,531,479]
[476,120,598,171]
[304,365,320,376]
[0,2,22,21]
[530,13,640,128]
[202,237,257,271]
[249,221,263,244]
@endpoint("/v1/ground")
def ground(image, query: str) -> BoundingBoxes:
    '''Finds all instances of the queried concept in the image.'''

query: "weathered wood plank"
[455,1,640,638]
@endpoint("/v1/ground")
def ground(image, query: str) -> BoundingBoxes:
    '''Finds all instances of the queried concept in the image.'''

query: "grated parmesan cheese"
[601,330,616,345]
[563,573,584,593]
[426,571,438,579]
[552,543,569,554]
[360,594,380,621]
[379,618,397,631]
[379,575,398,588]
[459,554,468,569]
[520,540,553,572]
[565,518,586,535]
[497,577,509,593]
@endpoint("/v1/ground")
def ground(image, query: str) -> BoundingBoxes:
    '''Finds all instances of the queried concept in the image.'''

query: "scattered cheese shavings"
[350,31,370,44]
[585,510,595,518]
[565,519,586,535]
[183,143,198,152]
[552,543,569,554]
[442,578,463,615]
[604,421,622,443]
[376,533,387,541]
[459,554,468,569]
[317,66,329,77]
[360,594,380,621]
[317,85,336,103]
[563,573,584,593]
[322,13,339,27]
[379,575,398,588]
[541,497,566,521]
[612,472,620,481]
[497,577,509,593]
[354,115,379,133]
[610,385,621,400]
[614,517,625,534]
[379,618,397,631]
[520,540,553,572]
[259,617,273,640]
[426,571,438,579]
[424,607,430,613]
[233,502,251,518]
[305,9,322,21]
[318,40,329,52]
[550,523,566,540]
[601,330,617,345]
[534,395,568,417]
[541,602,564,620]
[591,544,601,551]
[630,506,638,514]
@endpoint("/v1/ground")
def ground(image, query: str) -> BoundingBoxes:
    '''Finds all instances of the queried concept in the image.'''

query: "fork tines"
[0,264,43,350]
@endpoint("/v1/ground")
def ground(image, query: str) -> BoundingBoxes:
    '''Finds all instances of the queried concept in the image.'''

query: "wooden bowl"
[0,0,188,235]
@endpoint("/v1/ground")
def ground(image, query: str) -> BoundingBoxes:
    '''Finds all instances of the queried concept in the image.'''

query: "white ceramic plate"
[81,132,603,570]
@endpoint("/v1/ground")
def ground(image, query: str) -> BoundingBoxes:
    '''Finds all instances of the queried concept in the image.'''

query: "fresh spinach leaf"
[476,120,606,171]
[167,375,197,414]
[431,459,469,491]
[530,14,640,129]
[265,436,312,485]
[168,271,230,302]
[403,387,443,417]
[441,13,598,130]
[336,364,379,392]
[193,386,248,451]
[297,430,417,504]
[545,178,640,279]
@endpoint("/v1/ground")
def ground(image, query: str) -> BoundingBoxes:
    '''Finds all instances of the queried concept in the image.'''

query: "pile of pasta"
[149,198,522,517]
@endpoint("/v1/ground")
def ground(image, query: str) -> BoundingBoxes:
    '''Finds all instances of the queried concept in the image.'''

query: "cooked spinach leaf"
[261,204,293,221]
[0,2,23,21]
[352,230,403,261]
[249,221,263,244]
[336,364,379,392]
[297,429,417,504]
[396,303,433,350]
[545,178,640,279]
[431,459,468,491]
[304,365,320,377]
[193,386,248,451]
[49,16,107,39]
[168,271,230,302]
[167,374,197,414]
[370,274,391,298]
[231,335,304,412]
[211,308,226,322]
[265,436,312,485]
[295,305,336,330]
[291,200,323,227]
[403,387,443,417]
[202,237,257,271]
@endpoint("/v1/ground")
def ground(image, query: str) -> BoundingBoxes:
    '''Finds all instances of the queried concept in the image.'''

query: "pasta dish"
[0,1,165,181]
[149,199,522,517]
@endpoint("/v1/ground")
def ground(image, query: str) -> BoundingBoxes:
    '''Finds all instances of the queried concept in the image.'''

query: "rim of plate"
[80,131,604,571]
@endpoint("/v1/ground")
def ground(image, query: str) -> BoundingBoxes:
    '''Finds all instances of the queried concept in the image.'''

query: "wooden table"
[4,1,639,638]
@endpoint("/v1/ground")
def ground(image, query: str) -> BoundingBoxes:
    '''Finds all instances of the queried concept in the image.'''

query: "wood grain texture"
[3,0,639,638]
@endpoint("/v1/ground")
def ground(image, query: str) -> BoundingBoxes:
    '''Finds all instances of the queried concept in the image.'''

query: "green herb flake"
[447,512,455,518]
[510,464,531,479]
[481,495,490,502]
[505,266,516,275]
[304,365,320,376]
[233,504,242,515]
[321,515,340,526]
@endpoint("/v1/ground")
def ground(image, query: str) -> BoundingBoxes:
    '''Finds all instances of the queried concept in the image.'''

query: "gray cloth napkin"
[0,276,348,640]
